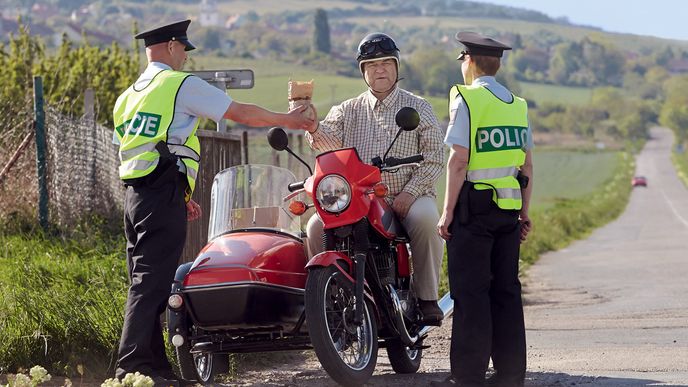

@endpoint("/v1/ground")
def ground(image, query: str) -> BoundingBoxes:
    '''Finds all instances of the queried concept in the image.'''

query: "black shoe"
[152,376,180,387]
[419,299,443,326]
[430,375,459,387]
[486,374,523,387]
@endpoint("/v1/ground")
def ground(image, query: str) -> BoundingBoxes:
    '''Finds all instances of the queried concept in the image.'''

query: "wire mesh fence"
[0,101,124,228]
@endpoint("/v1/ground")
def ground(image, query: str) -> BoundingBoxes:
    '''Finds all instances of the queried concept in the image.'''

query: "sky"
[474,0,688,41]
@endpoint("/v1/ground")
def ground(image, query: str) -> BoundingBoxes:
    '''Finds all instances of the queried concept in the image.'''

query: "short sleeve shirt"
[113,62,232,146]
[444,76,533,150]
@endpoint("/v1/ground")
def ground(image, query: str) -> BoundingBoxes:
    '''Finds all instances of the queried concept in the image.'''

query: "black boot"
[419,299,443,326]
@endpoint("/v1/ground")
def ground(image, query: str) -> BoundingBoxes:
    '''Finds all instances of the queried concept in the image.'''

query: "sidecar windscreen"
[208,165,305,240]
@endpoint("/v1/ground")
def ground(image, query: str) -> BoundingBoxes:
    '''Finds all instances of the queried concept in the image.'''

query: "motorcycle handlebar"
[288,181,305,192]
[385,154,424,167]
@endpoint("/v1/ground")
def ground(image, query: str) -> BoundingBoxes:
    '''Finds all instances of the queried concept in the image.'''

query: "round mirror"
[267,127,289,151]
[395,107,420,131]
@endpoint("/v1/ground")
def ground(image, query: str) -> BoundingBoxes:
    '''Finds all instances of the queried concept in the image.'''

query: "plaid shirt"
[306,87,444,198]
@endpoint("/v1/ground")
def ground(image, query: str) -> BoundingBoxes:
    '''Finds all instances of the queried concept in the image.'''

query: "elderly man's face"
[363,58,397,92]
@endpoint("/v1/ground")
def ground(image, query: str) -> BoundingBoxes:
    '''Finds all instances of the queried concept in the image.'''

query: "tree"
[312,8,331,54]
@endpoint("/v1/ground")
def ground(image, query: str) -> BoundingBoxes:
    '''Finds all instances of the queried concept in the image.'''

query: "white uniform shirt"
[444,76,533,150]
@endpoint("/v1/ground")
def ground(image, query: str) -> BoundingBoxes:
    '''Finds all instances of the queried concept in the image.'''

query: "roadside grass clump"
[0,220,127,377]
[671,150,688,187]
[438,152,634,295]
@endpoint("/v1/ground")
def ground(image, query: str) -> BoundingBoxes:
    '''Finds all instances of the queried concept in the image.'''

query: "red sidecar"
[167,164,310,383]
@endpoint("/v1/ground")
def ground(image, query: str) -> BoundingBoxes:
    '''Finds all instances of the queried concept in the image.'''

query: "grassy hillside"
[520,81,592,106]
[340,15,688,52]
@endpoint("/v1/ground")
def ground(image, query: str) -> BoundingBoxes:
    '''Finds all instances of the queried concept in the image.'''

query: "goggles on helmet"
[358,38,398,58]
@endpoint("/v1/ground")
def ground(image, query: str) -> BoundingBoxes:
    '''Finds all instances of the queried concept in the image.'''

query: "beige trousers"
[306,196,443,301]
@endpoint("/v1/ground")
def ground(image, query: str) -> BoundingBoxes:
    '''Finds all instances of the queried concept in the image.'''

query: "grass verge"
[0,218,127,378]
[671,150,688,187]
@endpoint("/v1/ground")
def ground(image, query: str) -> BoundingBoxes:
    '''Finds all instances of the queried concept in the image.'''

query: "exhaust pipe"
[418,292,453,338]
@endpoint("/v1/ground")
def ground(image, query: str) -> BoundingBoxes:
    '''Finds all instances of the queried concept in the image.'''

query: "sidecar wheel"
[386,338,422,374]
[176,342,229,384]
[306,266,378,387]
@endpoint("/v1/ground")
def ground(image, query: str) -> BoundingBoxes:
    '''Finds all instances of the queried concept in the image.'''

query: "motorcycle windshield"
[208,164,302,241]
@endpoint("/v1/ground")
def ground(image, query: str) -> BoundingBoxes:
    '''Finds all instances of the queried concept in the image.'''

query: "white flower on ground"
[100,378,123,387]
[29,366,51,383]
[10,373,32,387]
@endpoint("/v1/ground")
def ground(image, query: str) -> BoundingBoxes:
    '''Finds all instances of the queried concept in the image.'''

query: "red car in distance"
[632,176,648,187]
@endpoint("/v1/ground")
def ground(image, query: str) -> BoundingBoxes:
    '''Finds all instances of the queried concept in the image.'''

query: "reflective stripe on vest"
[119,142,200,163]
[467,166,518,181]
[113,70,201,196]
[451,84,528,210]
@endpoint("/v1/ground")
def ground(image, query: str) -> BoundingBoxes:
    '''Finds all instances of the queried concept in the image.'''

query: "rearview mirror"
[267,127,289,151]
[395,107,420,131]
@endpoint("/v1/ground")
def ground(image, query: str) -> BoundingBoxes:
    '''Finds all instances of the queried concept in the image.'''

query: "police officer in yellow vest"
[112,20,313,385]
[433,32,533,387]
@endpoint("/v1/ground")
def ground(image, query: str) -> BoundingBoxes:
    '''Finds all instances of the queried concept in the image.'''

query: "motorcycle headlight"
[316,175,351,213]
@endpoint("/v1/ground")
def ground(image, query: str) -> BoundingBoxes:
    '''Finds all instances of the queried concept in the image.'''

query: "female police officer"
[433,32,534,387]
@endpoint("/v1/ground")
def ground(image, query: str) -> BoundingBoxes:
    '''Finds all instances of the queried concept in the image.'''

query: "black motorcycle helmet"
[356,32,400,75]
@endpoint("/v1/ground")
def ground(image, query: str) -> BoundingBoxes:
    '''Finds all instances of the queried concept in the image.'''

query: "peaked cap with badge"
[455,31,511,60]
[135,19,196,51]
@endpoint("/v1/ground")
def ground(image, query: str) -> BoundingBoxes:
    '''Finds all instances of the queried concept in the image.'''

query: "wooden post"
[84,88,95,122]
[33,76,48,230]
[242,130,249,164]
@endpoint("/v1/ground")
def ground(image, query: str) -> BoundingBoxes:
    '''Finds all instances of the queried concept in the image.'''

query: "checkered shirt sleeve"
[306,88,444,198]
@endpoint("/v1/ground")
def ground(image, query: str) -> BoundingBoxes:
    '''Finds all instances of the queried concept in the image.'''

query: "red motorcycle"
[268,107,452,386]
[166,107,452,386]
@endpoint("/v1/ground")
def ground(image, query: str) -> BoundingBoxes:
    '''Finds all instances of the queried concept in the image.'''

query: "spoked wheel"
[176,338,229,384]
[193,352,230,384]
[305,266,378,387]
[386,338,422,374]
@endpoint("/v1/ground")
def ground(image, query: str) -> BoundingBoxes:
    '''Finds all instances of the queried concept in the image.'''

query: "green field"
[519,81,592,106]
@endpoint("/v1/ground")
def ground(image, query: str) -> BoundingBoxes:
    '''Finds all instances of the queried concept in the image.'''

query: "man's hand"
[437,210,453,240]
[392,192,416,220]
[519,212,531,243]
[304,104,319,133]
[286,105,315,131]
[186,199,202,222]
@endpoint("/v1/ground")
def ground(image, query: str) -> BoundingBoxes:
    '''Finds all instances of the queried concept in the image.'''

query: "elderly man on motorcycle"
[302,32,445,325]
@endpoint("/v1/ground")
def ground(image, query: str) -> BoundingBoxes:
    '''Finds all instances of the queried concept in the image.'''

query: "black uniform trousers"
[447,198,526,387]
[115,171,187,380]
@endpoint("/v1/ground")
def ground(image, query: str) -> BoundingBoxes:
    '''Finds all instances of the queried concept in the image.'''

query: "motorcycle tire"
[306,265,378,387]
[386,338,422,374]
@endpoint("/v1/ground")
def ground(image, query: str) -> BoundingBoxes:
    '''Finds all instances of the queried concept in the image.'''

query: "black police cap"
[134,19,196,51]
[455,31,511,60]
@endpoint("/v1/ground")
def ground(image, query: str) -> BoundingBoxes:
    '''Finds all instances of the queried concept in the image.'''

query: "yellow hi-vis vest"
[113,70,201,198]
[449,84,528,210]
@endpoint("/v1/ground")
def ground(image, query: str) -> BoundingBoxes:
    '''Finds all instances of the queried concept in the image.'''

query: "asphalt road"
[225,127,688,386]
[523,127,688,386]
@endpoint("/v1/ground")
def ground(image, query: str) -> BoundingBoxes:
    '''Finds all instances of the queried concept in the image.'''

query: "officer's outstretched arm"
[224,101,314,130]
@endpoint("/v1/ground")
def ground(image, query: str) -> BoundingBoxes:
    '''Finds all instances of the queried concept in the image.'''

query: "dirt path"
[218,127,688,387]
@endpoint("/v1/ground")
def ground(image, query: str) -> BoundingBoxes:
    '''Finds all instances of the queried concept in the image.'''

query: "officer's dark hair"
[470,55,501,76]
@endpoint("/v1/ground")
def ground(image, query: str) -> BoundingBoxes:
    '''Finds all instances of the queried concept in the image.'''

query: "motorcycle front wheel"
[305,265,378,386]
[386,338,422,374]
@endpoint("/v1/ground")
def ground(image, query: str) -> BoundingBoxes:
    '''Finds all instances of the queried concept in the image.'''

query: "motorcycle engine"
[372,248,396,286]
